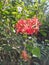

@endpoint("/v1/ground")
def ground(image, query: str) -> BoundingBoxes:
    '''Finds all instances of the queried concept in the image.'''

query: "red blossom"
[21,50,29,61]
[15,17,41,35]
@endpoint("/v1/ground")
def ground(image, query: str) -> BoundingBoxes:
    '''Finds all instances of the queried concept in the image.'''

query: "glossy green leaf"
[32,47,41,58]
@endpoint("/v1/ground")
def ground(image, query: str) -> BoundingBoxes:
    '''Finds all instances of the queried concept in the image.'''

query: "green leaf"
[41,0,46,3]
[40,30,47,37]
[3,11,10,14]
[0,2,2,9]
[26,43,33,52]
[12,12,17,15]
[32,47,41,58]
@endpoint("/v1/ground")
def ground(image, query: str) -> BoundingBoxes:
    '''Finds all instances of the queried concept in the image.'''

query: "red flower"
[21,50,29,61]
[15,17,41,35]
[15,19,26,33]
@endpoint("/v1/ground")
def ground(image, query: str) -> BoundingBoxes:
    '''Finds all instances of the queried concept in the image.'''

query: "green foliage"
[0,0,49,65]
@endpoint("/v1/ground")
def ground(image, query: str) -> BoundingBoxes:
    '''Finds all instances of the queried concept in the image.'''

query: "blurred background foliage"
[0,0,49,65]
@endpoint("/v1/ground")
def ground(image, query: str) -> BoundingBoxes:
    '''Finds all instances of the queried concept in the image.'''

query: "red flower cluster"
[15,17,41,35]
[21,50,29,61]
